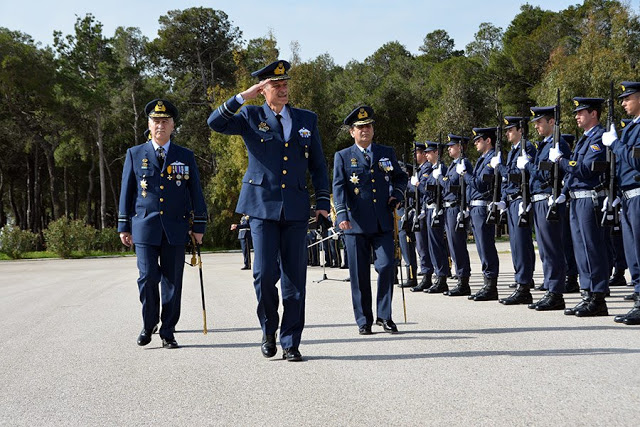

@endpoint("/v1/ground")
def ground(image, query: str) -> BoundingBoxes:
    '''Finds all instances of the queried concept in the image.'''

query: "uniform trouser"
[532,199,567,294]
[135,233,185,340]
[469,205,499,278]
[610,233,628,272]
[563,202,578,276]
[240,237,251,267]
[249,217,307,349]
[345,231,394,327]
[340,234,349,268]
[444,206,471,277]
[620,196,640,292]
[426,208,449,276]
[569,197,609,293]
[506,199,535,284]
[414,216,433,274]
[398,228,418,280]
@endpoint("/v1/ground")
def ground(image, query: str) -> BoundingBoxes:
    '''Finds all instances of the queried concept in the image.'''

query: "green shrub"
[94,227,123,252]
[0,224,38,259]
[44,218,97,258]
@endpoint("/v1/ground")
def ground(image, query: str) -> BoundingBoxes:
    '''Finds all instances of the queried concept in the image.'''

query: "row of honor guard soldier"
[118,99,208,349]
[333,106,407,335]
[208,60,331,361]
[230,214,252,270]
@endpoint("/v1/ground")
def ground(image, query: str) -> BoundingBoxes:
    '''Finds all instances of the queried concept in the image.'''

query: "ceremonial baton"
[189,234,208,334]
[393,208,407,323]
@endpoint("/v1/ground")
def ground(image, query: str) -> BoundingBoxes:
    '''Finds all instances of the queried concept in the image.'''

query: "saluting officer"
[208,60,331,361]
[118,99,208,349]
[333,106,407,335]
[602,81,640,325]
[549,97,609,317]
[463,127,500,301]
[521,106,572,310]
[489,117,537,305]
[439,134,473,296]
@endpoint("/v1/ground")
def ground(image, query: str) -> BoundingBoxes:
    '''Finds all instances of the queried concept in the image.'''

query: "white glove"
[496,200,506,211]
[490,156,501,168]
[432,165,442,180]
[463,209,470,218]
[518,202,532,216]
[516,156,529,170]
[612,196,621,207]
[602,123,618,147]
[601,196,622,211]
[549,146,562,163]
[410,176,419,186]
[555,194,567,205]
[456,162,466,175]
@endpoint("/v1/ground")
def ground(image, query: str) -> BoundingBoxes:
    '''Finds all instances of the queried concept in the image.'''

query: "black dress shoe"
[162,338,179,349]
[425,276,448,293]
[471,278,499,301]
[359,325,373,335]
[282,347,303,361]
[508,282,517,289]
[618,295,640,324]
[499,285,533,305]
[261,334,277,358]
[399,278,418,288]
[534,292,566,311]
[241,266,251,270]
[565,292,592,315]
[608,271,627,287]
[574,293,608,317]
[378,319,398,333]
[137,325,158,346]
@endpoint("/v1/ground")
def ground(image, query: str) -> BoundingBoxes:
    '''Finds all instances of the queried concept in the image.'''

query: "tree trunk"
[96,110,107,229]
[9,180,22,228]
[132,91,139,146]
[40,136,60,220]
[63,166,69,218]
[86,149,95,225]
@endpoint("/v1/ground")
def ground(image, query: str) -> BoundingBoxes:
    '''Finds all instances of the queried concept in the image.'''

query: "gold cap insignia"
[358,108,368,119]
[274,62,285,76]
[447,135,451,142]
[573,100,579,107]
[530,109,535,117]
[503,118,509,125]
[621,120,627,128]
[472,130,477,136]
[621,85,626,91]
[155,101,166,113]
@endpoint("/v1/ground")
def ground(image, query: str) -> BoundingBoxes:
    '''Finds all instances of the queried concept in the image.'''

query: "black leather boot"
[399,266,418,288]
[446,276,471,296]
[470,276,498,301]
[564,275,580,293]
[499,283,533,305]
[608,269,627,287]
[411,274,431,292]
[614,293,640,324]
[564,291,592,315]
[529,292,565,311]
[574,292,608,317]
[426,275,448,293]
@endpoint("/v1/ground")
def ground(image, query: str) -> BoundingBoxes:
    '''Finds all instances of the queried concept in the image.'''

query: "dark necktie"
[157,146,166,163]
[363,149,371,167]
[276,114,284,140]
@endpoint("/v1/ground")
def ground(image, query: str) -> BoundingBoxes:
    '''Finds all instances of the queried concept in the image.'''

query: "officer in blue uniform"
[207,60,331,361]
[231,215,251,270]
[397,162,418,288]
[520,106,572,310]
[463,127,501,300]
[560,133,580,293]
[437,134,473,296]
[408,142,434,287]
[417,142,450,293]
[602,81,640,324]
[118,99,207,349]
[333,106,407,335]
[490,117,537,305]
[549,97,609,317]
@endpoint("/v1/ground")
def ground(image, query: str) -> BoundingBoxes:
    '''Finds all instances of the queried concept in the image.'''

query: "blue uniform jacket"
[207,96,330,220]
[464,149,495,201]
[559,124,606,192]
[237,215,250,240]
[496,140,537,200]
[527,137,572,195]
[613,119,640,190]
[420,162,447,205]
[333,143,407,234]
[440,158,473,203]
[118,141,207,246]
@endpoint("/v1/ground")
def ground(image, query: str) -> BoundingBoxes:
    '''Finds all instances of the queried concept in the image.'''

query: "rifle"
[454,137,468,233]
[393,209,407,323]
[601,80,620,233]
[430,135,445,228]
[546,89,562,222]
[401,149,412,234]
[517,118,531,227]
[411,143,421,233]
[486,124,503,225]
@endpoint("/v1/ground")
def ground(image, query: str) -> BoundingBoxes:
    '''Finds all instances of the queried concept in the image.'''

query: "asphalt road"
[1,243,638,426]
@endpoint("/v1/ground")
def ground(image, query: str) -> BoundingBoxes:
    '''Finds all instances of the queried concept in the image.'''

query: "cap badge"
[274,62,285,76]
[357,108,368,119]
[573,100,579,107]
[155,101,166,113]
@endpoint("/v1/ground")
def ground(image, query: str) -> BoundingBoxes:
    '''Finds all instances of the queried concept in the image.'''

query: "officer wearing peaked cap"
[333,106,407,335]
[602,81,640,324]
[207,60,331,361]
[464,127,500,300]
[524,105,574,311]
[118,98,208,349]
[490,116,537,305]
[549,96,610,317]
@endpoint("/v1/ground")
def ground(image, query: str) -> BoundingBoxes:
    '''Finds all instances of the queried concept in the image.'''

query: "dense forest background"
[1,0,639,249]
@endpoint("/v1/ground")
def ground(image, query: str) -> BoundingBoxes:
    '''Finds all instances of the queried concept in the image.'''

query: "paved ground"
[1,242,638,426]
